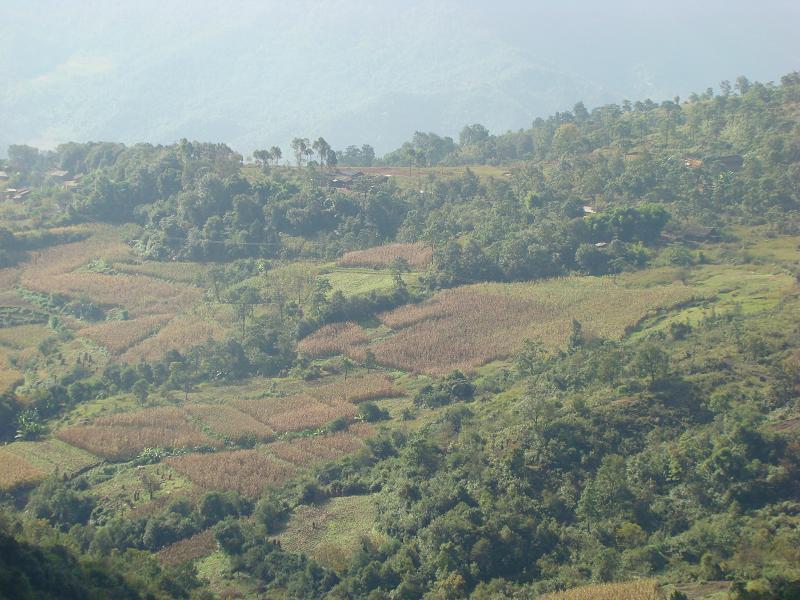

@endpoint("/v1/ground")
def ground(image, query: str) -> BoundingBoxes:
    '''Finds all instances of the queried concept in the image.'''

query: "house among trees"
[683,157,703,168]
[47,169,70,182]
[6,187,31,201]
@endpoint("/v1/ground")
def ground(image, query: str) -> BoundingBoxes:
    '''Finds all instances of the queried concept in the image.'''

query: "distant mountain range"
[1,0,798,156]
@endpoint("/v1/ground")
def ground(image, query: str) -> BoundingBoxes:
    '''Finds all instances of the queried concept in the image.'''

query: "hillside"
[2,1,799,155]
[0,74,799,599]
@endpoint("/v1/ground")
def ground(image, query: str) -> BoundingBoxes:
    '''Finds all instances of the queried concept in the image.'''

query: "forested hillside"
[0,73,798,599]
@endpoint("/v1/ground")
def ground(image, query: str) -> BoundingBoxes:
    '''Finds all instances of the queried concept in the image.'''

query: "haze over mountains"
[2,0,798,156]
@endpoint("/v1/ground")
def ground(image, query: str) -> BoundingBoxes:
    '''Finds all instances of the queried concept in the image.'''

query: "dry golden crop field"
[0,266,20,290]
[15,226,201,318]
[307,373,405,403]
[297,321,370,359]
[166,450,297,497]
[113,260,211,284]
[120,311,231,362]
[337,242,433,270]
[22,271,201,318]
[539,579,663,600]
[18,228,131,280]
[77,313,173,354]
[57,407,220,461]
[157,529,217,566]
[185,404,275,443]
[233,393,359,433]
[265,423,374,466]
[301,277,697,375]
[0,449,43,491]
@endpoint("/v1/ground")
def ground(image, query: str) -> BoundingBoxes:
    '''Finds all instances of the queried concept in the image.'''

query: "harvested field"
[234,393,358,433]
[166,450,297,497]
[157,529,217,566]
[308,373,405,403]
[0,449,44,491]
[539,580,663,600]
[266,424,374,466]
[324,277,697,374]
[57,407,220,461]
[78,314,172,354]
[297,322,369,359]
[337,242,432,270]
[185,404,275,443]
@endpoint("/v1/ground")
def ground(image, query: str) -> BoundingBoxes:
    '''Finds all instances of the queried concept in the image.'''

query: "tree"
[735,75,751,95]
[269,145,282,166]
[364,350,377,370]
[132,379,149,405]
[8,144,40,173]
[228,286,261,339]
[568,319,585,351]
[213,518,245,555]
[633,341,669,384]
[27,476,94,529]
[252,149,271,169]
[139,470,161,499]
[515,339,544,377]
[291,137,310,167]
[459,124,490,146]
[325,148,338,168]
[361,144,375,166]
[312,137,331,168]
[357,401,389,422]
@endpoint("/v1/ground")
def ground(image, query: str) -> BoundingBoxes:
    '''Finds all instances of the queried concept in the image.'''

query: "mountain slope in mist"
[1,0,797,155]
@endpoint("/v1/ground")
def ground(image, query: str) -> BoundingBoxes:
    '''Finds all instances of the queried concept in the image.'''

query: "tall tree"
[269,146,282,166]
[291,137,309,167]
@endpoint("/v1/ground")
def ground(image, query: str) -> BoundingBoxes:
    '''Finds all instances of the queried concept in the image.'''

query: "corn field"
[539,579,663,600]
[302,277,696,375]
[57,407,220,461]
[337,242,432,270]
[0,449,43,491]
[166,450,297,497]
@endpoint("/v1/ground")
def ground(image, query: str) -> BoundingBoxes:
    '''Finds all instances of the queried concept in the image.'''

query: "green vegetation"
[0,72,799,599]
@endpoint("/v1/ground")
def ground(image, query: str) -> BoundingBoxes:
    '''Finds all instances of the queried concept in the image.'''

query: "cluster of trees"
[336,144,376,167]
[313,308,799,597]
[290,137,337,168]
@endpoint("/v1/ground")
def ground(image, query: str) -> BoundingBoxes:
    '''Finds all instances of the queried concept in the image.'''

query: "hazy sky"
[1,0,798,155]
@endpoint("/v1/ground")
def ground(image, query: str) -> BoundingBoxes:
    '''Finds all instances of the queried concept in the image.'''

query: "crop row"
[337,242,432,270]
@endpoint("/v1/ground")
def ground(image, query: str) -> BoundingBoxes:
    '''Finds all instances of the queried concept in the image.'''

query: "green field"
[323,267,397,296]
[277,495,383,570]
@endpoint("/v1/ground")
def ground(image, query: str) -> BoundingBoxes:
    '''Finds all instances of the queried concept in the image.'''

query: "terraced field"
[539,580,663,600]
[300,276,699,374]
[0,439,99,490]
